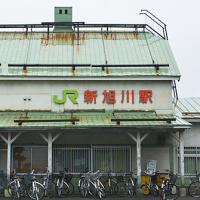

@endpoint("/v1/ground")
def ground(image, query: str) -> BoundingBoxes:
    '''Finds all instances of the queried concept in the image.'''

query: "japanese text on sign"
[54,90,153,104]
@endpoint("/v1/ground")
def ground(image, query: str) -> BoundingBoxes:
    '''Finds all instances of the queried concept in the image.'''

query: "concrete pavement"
[0,195,198,200]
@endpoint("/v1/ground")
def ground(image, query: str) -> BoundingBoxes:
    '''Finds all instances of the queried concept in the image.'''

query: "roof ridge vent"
[54,7,72,32]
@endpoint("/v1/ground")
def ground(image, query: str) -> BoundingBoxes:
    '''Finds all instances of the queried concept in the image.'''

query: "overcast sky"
[0,0,199,98]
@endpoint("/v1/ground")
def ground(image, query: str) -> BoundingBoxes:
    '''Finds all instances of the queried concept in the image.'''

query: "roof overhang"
[0,111,191,131]
[0,76,181,81]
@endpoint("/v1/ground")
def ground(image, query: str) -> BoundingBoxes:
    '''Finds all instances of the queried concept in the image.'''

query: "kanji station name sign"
[54,89,153,104]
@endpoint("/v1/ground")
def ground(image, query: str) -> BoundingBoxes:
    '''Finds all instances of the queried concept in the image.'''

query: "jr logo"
[53,90,78,104]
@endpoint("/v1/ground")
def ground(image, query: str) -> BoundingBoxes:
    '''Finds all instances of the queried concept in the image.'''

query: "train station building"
[0,7,197,190]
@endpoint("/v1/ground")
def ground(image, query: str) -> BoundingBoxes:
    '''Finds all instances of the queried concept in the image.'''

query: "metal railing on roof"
[0,10,168,40]
[8,63,170,71]
[140,10,168,40]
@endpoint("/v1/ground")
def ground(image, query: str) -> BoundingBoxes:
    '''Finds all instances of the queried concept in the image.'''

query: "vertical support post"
[179,130,185,186]
[137,132,141,187]
[7,132,11,180]
[48,132,52,173]
[91,144,93,171]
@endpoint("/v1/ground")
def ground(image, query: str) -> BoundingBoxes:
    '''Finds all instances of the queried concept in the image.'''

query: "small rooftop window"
[65,9,68,14]
[59,9,62,14]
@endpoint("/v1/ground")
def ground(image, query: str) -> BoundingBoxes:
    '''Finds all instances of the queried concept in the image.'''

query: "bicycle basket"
[116,175,124,182]
[24,174,32,185]
[89,173,97,181]
[170,174,178,184]
[64,174,73,183]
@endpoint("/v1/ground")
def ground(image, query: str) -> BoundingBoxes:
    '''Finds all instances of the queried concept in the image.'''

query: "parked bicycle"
[160,169,179,200]
[78,170,106,199]
[92,170,106,199]
[103,170,117,196]
[63,168,74,196]
[7,169,21,200]
[115,172,137,197]
[78,170,96,197]
[40,168,56,197]
[26,170,45,200]
[141,169,159,196]
[56,168,70,197]
[188,170,200,197]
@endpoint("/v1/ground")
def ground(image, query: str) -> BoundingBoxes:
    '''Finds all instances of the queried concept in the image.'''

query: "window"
[13,146,47,173]
[53,145,132,173]
[59,9,62,14]
[65,9,68,14]
[178,147,200,175]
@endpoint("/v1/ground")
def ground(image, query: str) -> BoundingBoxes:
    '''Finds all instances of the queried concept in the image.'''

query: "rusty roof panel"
[0,112,191,129]
[0,32,181,78]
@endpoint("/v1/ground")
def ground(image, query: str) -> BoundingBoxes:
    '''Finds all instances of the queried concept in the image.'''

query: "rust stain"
[23,70,27,76]
[106,67,110,76]
[19,117,30,120]
[155,69,160,76]
[71,116,78,119]
[105,60,110,76]
[71,33,75,46]
[114,33,117,40]
[76,39,80,55]
[71,69,75,76]
[125,33,128,40]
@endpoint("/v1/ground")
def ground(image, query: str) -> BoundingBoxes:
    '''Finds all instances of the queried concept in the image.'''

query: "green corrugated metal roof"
[0,112,190,130]
[175,98,200,119]
[0,31,181,78]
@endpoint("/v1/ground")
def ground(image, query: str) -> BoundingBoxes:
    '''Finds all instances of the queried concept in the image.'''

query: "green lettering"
[53,90,78,104]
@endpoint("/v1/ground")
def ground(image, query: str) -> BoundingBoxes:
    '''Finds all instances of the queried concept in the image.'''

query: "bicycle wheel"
[67,182,74,196]
[97,188,103,200]
[152,184,159,196]
[161,187,166,200]
[89,182,97,197]
[19,181,26,197]
[99,182,106,198]
[103,180,117,196]
[46,181,56,197]
[115,180,127,197]
[78,179,88,197]
[7,181,15,197]
[16,186,21,200]
[127,179,134,196]
[27,182,45,200]
[57,182,69,197]
[141,184,150,196]
[166,184,179,200]
[188,180,200,197]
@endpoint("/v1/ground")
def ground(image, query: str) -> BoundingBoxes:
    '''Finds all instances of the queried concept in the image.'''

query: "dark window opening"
[65,9,68,14]
[59,9,62,14]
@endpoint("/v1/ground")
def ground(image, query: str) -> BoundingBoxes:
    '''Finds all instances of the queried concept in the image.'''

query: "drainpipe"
[137,132,141,186]
[179,130,184,186]
[7,133,11,180]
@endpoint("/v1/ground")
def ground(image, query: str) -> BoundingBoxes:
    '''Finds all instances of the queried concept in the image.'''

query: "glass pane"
[13,147,31,173]
[32,147,48,173]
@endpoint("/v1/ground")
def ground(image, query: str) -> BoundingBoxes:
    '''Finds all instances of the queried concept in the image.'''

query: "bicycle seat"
[31,178,37,181]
